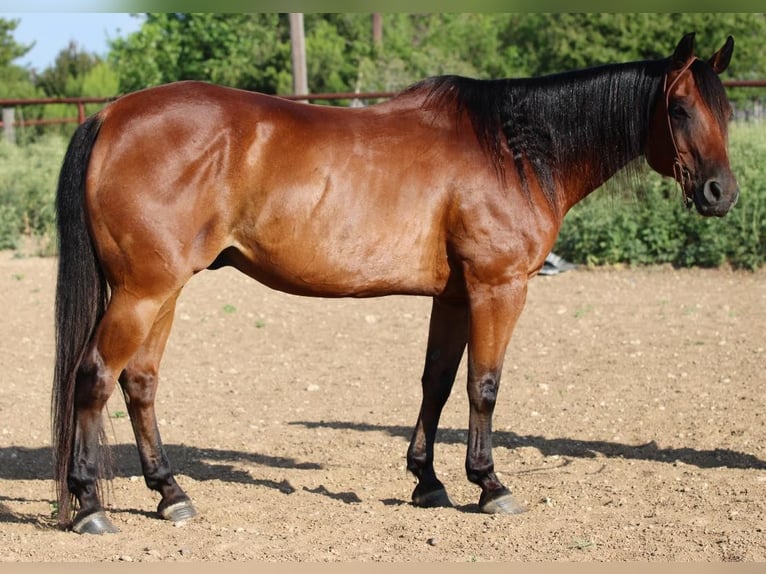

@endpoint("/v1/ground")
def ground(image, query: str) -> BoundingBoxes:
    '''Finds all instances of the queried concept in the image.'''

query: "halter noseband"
[663,57,698,208]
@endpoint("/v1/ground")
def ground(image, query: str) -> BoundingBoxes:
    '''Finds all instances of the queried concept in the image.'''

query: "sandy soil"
[0,250,764,562]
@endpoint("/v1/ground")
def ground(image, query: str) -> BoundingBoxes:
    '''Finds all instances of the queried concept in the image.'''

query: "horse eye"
[670,103,690,119]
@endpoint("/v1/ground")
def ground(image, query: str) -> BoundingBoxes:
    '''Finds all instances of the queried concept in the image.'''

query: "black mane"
[408,59,686,209]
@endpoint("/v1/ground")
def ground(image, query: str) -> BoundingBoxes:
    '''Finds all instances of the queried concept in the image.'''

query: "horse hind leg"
[118,289,197,524]
[67,352,120,534]
[407,298,469,508]
[68,288,174,534]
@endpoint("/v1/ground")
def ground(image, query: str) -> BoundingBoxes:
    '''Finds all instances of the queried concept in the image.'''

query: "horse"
[51,33,738,534]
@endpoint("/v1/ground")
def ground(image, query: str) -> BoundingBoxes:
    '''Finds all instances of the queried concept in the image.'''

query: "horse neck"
[500,60,666,215]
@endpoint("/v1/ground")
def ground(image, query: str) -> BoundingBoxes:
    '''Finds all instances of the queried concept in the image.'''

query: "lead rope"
[663,57,698,208]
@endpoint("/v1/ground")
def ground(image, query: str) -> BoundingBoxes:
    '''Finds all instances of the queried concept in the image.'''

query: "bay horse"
[52,33,738,534]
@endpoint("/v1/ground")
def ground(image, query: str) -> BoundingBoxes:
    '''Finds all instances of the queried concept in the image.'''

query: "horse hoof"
[72,511,120,535]
[159,500,198,524]
[412,487,454,509]
[480,491,526,515]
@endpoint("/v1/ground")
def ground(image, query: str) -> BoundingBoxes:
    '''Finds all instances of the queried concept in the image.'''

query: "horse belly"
[231,218,448,298]
[224,169,448,297]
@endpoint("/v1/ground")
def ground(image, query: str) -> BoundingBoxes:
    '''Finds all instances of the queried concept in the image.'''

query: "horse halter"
[663,57,699,208]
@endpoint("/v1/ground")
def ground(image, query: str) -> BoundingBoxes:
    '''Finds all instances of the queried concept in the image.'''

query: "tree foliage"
[0,17,39,99]
[109,13,293,94]
[510,13,766,104]
[101,13,766,108]
[35,41,103,97]
[7,13,766,103]
[0,17,31,67]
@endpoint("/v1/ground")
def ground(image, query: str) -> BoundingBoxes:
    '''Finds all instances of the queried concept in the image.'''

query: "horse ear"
[709,35,734,74]
[672,32,696,69]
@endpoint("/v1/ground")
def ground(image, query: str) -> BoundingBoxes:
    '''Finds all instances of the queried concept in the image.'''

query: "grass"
[573,304,594,319]
[569,537,596,551]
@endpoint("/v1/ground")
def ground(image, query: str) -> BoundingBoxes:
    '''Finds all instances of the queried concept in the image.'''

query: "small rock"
[306,384,320,392]
[427,537,439,547]
[118,555,133,562]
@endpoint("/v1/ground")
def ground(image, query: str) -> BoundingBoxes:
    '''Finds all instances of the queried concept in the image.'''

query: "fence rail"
[0,91,398,135]
[2,81,765,136]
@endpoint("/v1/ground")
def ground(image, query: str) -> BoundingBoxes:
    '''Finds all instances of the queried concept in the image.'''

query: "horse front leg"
[407,297,469,508]
[465,277,527,514]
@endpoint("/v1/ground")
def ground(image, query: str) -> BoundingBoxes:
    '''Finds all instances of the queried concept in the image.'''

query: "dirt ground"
[0,249,764,562]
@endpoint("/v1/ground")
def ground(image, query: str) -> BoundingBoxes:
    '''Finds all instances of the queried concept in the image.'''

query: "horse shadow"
[1,423,762,524]
[288,420,766,471]
[1,423,761,485]
[0,443,323,484]
[0,443,330,526]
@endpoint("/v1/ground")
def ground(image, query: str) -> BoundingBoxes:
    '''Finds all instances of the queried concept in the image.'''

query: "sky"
[3,13,145,71]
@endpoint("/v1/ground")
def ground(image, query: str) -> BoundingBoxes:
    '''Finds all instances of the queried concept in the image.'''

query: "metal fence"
[0,91,396,139]
[2,81,765,142]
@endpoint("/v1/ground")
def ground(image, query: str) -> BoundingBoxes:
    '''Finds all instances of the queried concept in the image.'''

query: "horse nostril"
[703,180,723,205]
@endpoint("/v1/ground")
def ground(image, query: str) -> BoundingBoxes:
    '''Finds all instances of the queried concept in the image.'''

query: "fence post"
[2,108,15,144]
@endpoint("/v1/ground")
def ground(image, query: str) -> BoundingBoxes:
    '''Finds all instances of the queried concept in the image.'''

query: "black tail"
[51,114,108,526]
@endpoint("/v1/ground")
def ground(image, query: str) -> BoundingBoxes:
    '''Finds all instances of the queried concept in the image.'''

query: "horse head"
[645,33,739,217]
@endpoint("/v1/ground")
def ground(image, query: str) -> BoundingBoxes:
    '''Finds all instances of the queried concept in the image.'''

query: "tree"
[110,13,293,94]
[511,15,765,77]
[35,41,102,97]
[510,13,766,104]
[0,17,38,99]
[79,61,119,97]
[0,17,32,66]
[107,13,766,106]
[352,14,524,94]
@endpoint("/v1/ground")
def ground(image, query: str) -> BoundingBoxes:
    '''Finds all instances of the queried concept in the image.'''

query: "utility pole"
[289,13,308,96]
[372,13,382,48]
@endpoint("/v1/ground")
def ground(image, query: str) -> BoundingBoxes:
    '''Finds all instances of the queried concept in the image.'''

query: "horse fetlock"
[412,483,453,509]
[465,449,497,481]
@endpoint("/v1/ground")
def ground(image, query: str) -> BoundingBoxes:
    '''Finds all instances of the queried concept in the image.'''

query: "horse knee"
[120,366,159,408]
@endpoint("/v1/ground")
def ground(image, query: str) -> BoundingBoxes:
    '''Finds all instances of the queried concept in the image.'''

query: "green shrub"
[556,122,766,270]
[0,135,66,253]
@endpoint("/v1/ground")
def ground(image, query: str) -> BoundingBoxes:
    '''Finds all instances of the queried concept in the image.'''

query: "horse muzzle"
[691,175,739,217]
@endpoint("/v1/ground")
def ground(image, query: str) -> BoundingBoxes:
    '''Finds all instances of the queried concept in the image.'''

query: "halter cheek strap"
[663,57,699,208]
